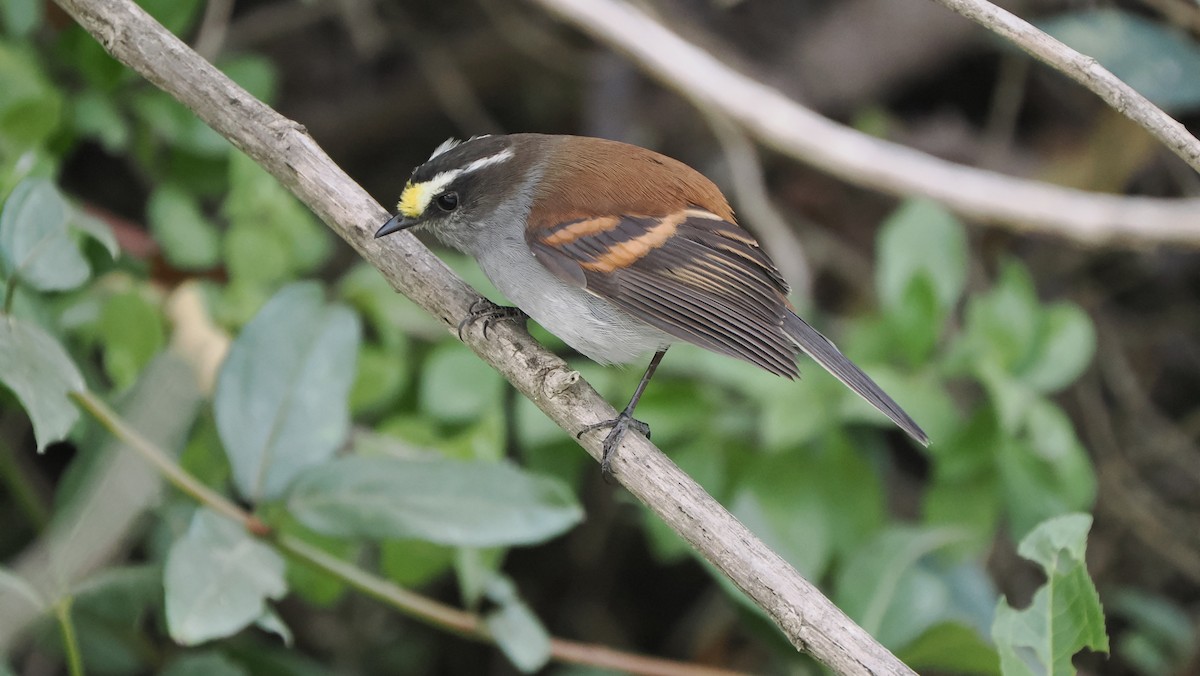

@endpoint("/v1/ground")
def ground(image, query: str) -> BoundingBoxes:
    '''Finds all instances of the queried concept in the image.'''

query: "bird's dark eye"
[435,192,459,212]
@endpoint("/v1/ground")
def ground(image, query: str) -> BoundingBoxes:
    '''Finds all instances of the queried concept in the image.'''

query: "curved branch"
[51,0,914,674]
[936,0,1200,172]
[529,0,1200,248]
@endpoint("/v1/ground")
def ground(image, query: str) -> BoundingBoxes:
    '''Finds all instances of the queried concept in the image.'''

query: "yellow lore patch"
[397,182,426,218]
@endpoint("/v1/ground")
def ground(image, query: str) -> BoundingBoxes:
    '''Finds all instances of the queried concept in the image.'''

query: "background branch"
[53,0,914,673]
[934,0,1200,172]
[530,0,1200,248]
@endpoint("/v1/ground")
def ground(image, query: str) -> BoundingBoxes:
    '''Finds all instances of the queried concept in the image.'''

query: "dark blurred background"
[5,0,1200,674]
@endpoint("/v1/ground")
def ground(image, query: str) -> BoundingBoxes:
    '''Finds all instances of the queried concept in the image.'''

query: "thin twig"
[529,0,1200,248]
[75,387,751,676]
[51,0,915,672]
[935,0,1200,173]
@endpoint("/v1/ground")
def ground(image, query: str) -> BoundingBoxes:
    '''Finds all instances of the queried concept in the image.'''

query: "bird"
[376,133,928,474]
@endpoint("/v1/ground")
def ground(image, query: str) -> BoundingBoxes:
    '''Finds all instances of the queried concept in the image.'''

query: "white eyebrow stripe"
[424,169,461,199]
[463,147,514,174]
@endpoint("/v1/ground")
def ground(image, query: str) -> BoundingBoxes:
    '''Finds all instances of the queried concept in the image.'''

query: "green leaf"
[0,179,88,292]
[0,317,84,451]
[991,513,1108,675]
[0,566,44,613]
[161,651,250,676]
[147,185,221,270]
[274,515,355,607]
[835,526,968,649]
[350,345,409,415]
[214,282,361,502]
[70,565,164,673]
[998,399,1096,538]
[138,0,204,35]
[164,508,287,646]
[286,456,583,547]
[71,90,129,152]
[900,622,1001,675]
[129,90,227,156]
[876,198,968,314]
[1038,10,1200,112]
[1018,303,1096,393]
[482,575,551,673]
[958,260,1041,374]
[418,342,505,424]
[455,547,507,606]
[224,153,330,277]
[1,0,42,37]
[220,56,278,104]
[380,539,454,587]
[223,223,291,286]
[99,290,166,390]
[0,44,62,148]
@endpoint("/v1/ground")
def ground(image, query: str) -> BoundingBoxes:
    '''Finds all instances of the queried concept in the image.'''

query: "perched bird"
[376,134,928,473]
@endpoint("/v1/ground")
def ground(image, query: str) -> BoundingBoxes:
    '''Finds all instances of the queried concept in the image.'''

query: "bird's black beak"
[375,213,417,238]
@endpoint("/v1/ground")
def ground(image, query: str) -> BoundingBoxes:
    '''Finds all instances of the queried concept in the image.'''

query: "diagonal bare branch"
[51,0,916,673]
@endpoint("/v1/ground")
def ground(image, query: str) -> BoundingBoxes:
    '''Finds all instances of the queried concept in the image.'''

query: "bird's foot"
[457,299,527,340]
[576,411,651,479]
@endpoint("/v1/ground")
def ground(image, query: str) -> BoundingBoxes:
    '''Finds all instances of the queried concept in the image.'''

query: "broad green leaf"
[130,90,227,156]
[0,566,44,612]
[161,651,250,676]
[380,539,454,587]
[220,56,278,104]
[0,44,62,148]
[273,514,355,608]
[888,275,943,364]
[338,262,441,345]
[139,0,204,36]
[70,565,164,673]
[147,185,221,270]
[223,224,290,286]
[1018,303,1096,393]
[71,90,129,152]
[224,153,330,275]
[0,316,84,450]
[483,575,551,673]
[1039,10,1200,111]
[958,260,1041,375]
[455,547,507,606]
[350,344,408,415]
[286,456,583,547]
[876,198,968,314]
[900,622,1001,675]
[1,0,42,37]
[0,179,87,291]
[254,609,292,646]
[835,527,968,649]
[71,209,118,259]
[214,282,361,502]
[991,513,1108,675]
[998,399,1096,538]
[164,508,287,646]
[99,290,166,390]
[418,342,504,424]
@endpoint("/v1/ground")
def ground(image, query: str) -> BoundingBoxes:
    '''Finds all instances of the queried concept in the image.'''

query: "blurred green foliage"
[0,2,1122,675]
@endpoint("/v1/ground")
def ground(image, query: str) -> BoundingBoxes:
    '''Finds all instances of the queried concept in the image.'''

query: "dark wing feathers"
[528,209,930,446]
[529,211,800,377]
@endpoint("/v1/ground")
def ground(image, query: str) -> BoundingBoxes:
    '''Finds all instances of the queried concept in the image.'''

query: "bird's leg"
[576,349,667,478]
[457,298,528,340]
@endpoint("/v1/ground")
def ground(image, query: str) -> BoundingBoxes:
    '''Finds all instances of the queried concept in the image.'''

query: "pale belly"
[474,241,673,365]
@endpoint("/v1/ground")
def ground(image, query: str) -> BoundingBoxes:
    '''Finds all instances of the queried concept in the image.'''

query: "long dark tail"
[784,313,929,446]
